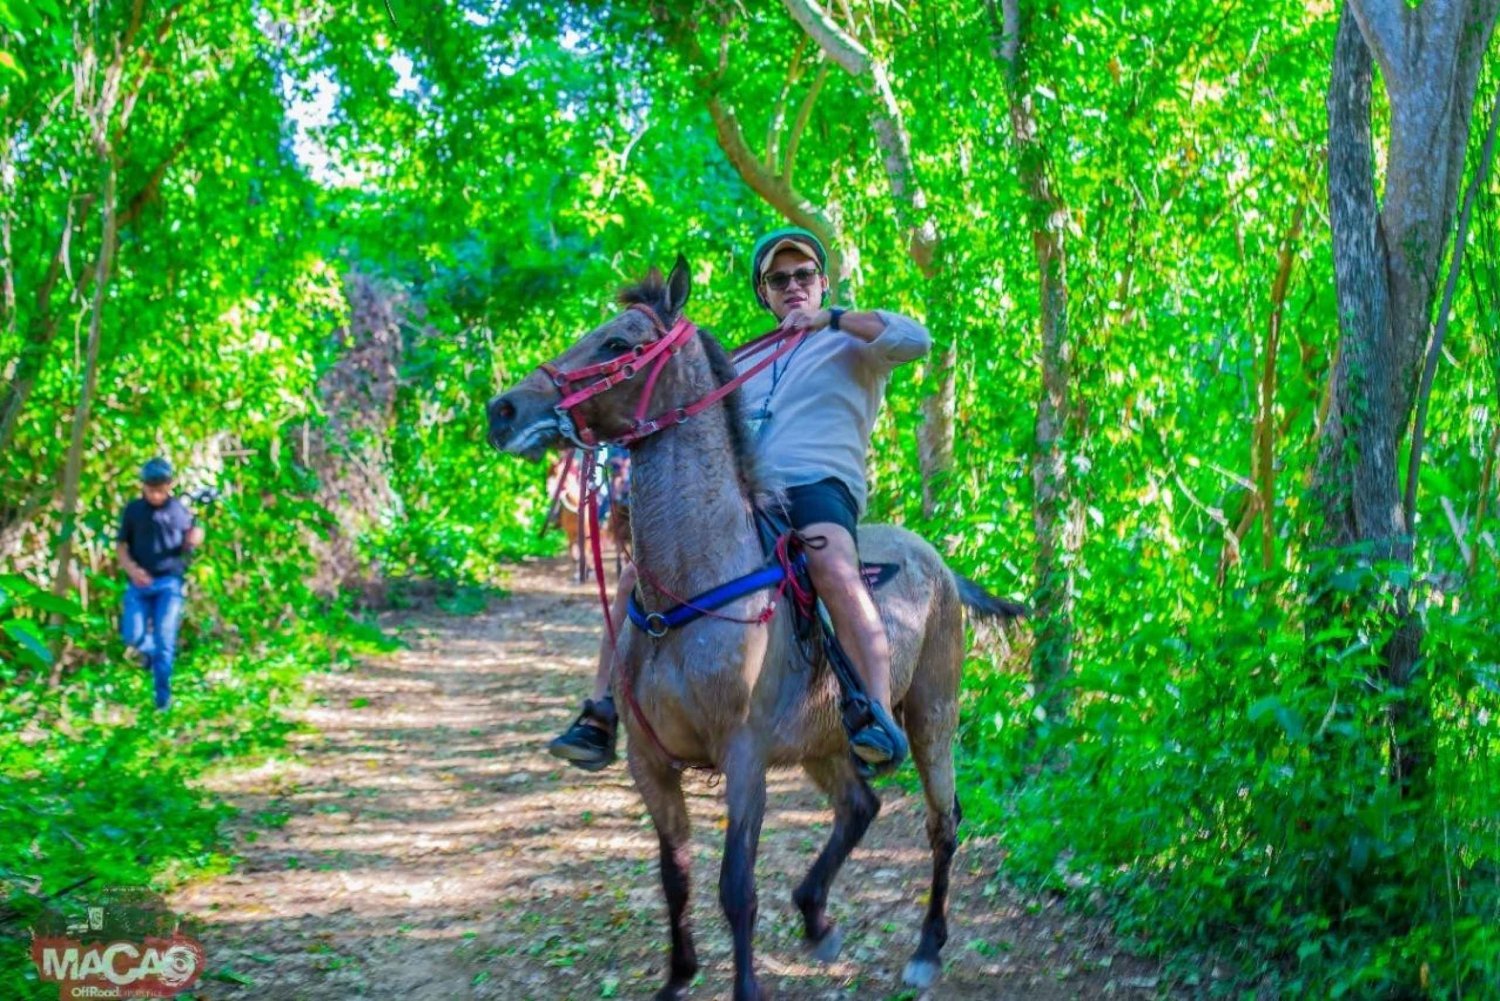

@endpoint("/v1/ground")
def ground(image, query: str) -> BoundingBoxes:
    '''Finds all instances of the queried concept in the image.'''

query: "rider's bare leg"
[800,523,891,712]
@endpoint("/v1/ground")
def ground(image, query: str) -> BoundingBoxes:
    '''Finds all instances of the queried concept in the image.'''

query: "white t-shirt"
[736,310,931,515]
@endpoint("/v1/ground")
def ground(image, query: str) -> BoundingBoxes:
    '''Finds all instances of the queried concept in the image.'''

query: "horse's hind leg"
[628,754,698,1001]
[901,689,961,990]
[897,586,965,991]
[792,754,880,962]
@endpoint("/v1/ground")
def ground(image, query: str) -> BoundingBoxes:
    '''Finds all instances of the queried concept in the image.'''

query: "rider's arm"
[779,307,931,365]
[836,309,931,366]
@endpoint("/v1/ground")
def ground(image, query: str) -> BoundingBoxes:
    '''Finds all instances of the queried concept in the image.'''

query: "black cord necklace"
[751,332,809,435]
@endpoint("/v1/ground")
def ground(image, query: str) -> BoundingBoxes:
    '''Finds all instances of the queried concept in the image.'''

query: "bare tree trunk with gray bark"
[1319,0,1498,796]
[992,0,1079,729]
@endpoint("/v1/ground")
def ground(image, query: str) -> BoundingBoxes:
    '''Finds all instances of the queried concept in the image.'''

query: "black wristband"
[828,307,846,331]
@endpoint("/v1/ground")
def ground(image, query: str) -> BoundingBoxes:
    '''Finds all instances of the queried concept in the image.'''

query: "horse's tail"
[953,571,1029,622]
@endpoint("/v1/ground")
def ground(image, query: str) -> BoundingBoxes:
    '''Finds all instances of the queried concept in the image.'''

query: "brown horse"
[487,259,1020,1001]
[543,452,590,571]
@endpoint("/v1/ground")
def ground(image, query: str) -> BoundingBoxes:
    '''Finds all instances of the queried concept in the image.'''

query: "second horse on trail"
[543,450,632,579]
[488,258,1020,1001]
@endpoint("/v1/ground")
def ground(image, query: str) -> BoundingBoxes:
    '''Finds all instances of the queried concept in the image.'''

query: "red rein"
[543,304,807,449]
[542,305,809,770]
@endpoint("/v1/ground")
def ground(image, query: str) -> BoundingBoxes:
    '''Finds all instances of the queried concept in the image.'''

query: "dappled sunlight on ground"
[171,557,1167,1000]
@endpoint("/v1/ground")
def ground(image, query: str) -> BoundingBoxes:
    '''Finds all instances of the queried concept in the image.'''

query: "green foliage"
[2,0,1497,998]
[0,609,388,998]
[0,574,80,673]
[957,548,1500,995]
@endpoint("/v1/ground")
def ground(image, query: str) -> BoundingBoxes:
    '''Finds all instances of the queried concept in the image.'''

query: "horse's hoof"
[733,976,772,1001]
[806,926,844,963]
[902,957,941,989]
[654,985,688,1001]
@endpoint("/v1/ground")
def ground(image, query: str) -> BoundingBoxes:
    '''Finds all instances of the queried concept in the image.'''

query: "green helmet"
[750,227,828,308]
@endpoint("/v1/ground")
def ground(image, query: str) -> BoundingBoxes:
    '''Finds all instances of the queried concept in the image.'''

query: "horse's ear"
[664,255,691,319]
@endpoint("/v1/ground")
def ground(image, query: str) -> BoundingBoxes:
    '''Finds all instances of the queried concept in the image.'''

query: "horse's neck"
[628,403,761,606]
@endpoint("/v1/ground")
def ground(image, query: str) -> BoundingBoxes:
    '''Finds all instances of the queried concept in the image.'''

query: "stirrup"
[848,701,908,778]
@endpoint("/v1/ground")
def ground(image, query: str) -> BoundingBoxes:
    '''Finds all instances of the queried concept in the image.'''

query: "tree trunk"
[51,153,120,610]
[50,5,138,612]
[1029,214,1074,726]
[993,0,1078,728]
[780,0,941,273]
[782,0,955,508]
[919,345,956,519]
[303,270,406,602]
[1317,0,1499,796]
[1255,204,1305,571]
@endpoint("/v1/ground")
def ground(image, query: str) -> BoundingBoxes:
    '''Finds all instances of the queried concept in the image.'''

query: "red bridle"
[539,303,808,450]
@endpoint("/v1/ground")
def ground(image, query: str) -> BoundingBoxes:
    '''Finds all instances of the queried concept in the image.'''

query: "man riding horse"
[490,247,1024,999]
[549,227,927,775]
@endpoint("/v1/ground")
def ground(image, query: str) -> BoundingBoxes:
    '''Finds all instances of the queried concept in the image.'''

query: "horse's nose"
[487,394,517,446]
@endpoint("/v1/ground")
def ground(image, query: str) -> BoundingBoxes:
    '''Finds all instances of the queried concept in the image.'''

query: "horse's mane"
[617,272,759,493]
[697,330,758,493]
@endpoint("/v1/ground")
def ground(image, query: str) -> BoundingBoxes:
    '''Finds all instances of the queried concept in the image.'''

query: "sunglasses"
[762,266,823,292]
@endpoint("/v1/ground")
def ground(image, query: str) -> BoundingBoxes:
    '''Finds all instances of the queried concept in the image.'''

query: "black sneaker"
[849,701,908,777]
[548,697,618,772]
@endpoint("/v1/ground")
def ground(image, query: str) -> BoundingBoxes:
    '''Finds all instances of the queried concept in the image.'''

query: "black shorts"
[779,477,859,543]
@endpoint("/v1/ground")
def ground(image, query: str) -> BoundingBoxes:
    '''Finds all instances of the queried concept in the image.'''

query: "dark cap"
[140,457,174,484]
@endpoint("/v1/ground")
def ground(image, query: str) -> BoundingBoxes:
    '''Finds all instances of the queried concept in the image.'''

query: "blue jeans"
[122,576,184,709]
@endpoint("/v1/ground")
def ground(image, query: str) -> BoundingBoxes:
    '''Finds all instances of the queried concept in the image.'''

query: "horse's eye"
[603,337,630,353]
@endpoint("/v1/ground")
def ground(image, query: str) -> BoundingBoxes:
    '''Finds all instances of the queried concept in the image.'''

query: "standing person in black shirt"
[116,457,204,711]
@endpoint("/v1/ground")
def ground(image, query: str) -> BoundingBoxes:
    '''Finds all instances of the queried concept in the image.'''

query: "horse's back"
[858,522,963,702]
[760,521,962,767]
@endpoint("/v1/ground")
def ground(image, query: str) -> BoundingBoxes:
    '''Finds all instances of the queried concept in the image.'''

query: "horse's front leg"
[629,751,698,1001]
[719,732,769,1001]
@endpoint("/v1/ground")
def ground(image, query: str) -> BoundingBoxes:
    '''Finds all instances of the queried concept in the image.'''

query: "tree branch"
[1434,0,1500,267]
[780,0,869,75]
[784,0,940,273]
[0,479,56,539]
[1475,423,1499,578]
[1255,201,1306,568]
[121,0,148,53]
[1347,0,1406,86]
[1404,86,1500,532]
[671,19,845,286]
[782,61,828,187]
[705,93,839,263]
[1440,496,1473,568]
[765,36,808,171]
[1217,492,1258,583]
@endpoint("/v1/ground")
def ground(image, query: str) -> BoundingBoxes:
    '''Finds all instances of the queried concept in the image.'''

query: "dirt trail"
[171,559,1166,1000]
